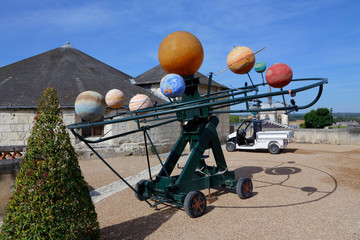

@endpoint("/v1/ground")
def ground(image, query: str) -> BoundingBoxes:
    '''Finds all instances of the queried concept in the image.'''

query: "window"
[75,115,104,137]
[81,124,104,137]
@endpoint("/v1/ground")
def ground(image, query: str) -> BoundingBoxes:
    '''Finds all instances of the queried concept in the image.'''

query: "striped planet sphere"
[227,46,255,74]
[129,94,153,112]
[254,61,266,73]
[105,89,126,109]
[75,91,106,121]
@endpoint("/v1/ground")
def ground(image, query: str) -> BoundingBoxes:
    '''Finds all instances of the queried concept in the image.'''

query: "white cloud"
[38,4,120,31]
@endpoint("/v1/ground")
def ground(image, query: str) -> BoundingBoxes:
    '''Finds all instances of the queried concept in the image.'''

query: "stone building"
[0,43,179,158]
[0,43,230,158]
[258,102,289,126]
[256,86,289,126]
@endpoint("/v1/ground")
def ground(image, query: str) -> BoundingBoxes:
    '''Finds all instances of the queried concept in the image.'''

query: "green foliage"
[230,115,248,124]
[289,113,305,121]
[230,115,240,124]
[0,88,99,239]
[304,108,333,128]
[332,112,360,124]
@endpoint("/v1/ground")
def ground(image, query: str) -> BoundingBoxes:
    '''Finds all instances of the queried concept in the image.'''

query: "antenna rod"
[207,72,213,97]
[247,73,255,87]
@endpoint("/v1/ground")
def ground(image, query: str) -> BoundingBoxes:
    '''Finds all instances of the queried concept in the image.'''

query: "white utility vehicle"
[226,120,294,154]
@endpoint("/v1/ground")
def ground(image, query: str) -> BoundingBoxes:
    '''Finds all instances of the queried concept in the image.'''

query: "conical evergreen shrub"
[0,87,100,239]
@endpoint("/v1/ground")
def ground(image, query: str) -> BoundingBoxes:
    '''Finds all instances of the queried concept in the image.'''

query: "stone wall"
[263,127,360,145]
[0,109,181,159]
[73,111,182,159]
[1,97,229,159]
[0,110,37,145]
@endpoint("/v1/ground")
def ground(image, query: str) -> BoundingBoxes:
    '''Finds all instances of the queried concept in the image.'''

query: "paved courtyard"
[79,143,359,239]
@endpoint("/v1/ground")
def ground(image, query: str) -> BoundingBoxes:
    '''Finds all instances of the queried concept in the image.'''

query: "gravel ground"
[79,143,360,240]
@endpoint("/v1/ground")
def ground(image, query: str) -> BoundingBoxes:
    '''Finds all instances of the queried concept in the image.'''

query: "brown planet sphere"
[158,31,204,77]
[227,46,255,74]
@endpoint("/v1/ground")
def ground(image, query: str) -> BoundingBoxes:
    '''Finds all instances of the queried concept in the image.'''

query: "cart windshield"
[238,121,254,138]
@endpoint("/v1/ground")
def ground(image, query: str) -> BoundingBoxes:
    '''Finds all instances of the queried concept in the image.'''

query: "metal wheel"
[134,179,148,201]
[226,140,236,152]
[236,177,253,199]
[184,191,207,218]
[268,143,280,154]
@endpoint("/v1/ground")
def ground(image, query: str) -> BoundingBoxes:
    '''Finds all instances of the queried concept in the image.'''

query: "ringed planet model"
[227,46,255,74]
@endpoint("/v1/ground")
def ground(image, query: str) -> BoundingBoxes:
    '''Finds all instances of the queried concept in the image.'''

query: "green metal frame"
[68,74,328,208]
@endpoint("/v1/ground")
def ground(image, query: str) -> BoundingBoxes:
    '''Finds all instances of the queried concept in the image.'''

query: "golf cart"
[226,120,294,154]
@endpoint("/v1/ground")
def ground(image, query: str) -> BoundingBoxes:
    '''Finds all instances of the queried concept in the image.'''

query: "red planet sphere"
[265,63,293,88]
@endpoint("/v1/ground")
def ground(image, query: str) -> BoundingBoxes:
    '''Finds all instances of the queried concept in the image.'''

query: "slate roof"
[133,65,228,89]
[0,43,164,109]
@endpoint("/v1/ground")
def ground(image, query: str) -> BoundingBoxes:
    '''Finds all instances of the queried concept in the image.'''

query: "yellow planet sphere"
[105,89,126,108]
[158,31,204,77]
[227,46,255,74]
[129,94,153,112]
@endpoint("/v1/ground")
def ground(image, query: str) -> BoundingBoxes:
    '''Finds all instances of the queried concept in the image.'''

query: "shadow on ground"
[100,206,178,240]
[232,148,298,154]
[207,162,337,209]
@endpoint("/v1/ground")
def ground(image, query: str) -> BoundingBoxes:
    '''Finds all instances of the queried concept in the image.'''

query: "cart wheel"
[226,141,236,152]
[236,177,253,199]
[268,143,280,154]
[134,179,148,201]
[184,191,207,218]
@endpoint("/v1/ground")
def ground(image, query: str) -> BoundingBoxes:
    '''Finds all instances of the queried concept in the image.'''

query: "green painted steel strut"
[142,74,236,205]
[77,136,157,207]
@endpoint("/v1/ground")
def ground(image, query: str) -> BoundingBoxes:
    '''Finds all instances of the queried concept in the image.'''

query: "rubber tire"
[134,179,148,201]
[236,177,253,199]
[226,141,236,152]
[184,191,207,218]
[268,143,280,154]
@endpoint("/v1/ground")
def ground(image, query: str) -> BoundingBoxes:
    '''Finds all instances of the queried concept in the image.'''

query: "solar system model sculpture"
[68,31,328,218]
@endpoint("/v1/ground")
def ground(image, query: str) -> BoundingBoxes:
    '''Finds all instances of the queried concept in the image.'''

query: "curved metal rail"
[68,78,327,132]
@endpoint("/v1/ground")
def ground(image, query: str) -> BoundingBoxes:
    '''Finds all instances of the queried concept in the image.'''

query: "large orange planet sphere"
[105,89,126,109]
[227,46,255,74]
[265,63,293,88]
[158,31,204,76]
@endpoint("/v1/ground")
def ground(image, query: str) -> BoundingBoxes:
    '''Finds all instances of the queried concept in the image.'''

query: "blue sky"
[1,0,359,113]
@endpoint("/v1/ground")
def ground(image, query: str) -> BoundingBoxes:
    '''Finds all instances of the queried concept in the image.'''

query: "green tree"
[304,108,333,128]
[230,115,249,125]
[0,88,100,239]
[230,115,240,124]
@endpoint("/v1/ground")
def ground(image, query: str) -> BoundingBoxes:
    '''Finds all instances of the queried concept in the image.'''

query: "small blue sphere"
[160,74,185,98]
[254,61,266,73]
